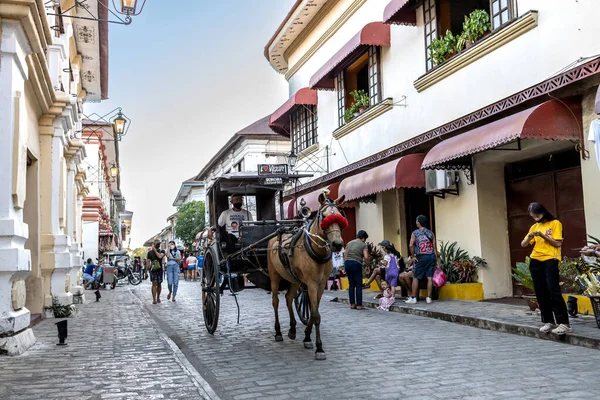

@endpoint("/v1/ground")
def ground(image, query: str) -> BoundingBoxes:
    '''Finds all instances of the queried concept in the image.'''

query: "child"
[377,280,395,311]
[379,240,402,299]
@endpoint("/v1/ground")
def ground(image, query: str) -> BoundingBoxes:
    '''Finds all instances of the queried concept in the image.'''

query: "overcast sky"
[88,0,291,248]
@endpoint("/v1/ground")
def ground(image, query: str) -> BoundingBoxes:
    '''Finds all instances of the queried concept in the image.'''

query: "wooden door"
[341,207,356,246]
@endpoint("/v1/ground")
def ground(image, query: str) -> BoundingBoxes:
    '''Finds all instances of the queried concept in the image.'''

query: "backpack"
[151,260,161,272]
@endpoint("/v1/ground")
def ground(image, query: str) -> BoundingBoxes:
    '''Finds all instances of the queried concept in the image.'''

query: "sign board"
[258,164,288,176]
[261,177,284,186]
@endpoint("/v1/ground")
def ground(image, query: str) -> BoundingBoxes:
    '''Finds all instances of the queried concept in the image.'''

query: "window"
[423,0,514,71]
[490,0,513,30]
[233,159,244,172]
[335,46,382,127]
[290,105,318,154]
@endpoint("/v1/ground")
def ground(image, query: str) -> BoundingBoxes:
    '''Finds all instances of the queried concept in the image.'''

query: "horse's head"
[317,193,348,253]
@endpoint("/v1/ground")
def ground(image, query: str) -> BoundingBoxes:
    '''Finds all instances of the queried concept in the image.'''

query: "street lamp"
[112,112,127,136]
[120,0,137,14]
[110,163,120,178]
[288,151,298,170]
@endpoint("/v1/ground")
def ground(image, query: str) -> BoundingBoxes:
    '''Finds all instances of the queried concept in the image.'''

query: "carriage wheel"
[202,250,220,334]
[294,286,311,325]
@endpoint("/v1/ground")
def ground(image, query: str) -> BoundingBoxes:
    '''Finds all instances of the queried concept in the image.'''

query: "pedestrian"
[330,246,345,290]
[406,215,438,304]
[82,258,97,289]
[378,240,402,299]
[187,252,198,281]
[344,230,369,310]
[376,280,395,311]
[197,251,204,283]
[183,252,189,281]
[521,202,571,335]
[363,240,405,299]
[146,241,165,304]
[166,241,182,302]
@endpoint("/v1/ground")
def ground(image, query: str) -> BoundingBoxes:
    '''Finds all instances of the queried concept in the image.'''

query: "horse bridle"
[317,199,343,239]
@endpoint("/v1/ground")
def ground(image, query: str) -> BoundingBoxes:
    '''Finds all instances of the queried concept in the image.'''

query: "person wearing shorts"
[146,241,165,304]
[187,253,198,281]
[406,215,438,304]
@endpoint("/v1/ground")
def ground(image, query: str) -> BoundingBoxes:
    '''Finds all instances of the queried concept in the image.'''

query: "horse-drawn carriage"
[201,171,347,360]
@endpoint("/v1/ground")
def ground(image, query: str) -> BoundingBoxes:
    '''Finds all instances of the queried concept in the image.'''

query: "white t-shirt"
[218,208,253,235]
[332,248,345,270]
[589,119,600,171]
[187,256,197,266]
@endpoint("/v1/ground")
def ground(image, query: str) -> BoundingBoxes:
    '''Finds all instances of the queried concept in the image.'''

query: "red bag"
[432,267,447,288]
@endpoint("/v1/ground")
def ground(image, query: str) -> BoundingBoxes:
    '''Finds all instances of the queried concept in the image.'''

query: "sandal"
[350,304,357,309]
[356,305,365,310]
[551,324,572,335]
[152,300,157,305]
[157,298,161,303]
[167,293,171,300]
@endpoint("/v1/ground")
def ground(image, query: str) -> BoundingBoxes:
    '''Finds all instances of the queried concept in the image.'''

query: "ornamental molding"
[414,11,539,92]
[332,98,394,140]
[285,0,367,81]
[284,56,600,197]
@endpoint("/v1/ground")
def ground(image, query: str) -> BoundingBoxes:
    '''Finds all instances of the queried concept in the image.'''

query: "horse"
[267,193,347,360]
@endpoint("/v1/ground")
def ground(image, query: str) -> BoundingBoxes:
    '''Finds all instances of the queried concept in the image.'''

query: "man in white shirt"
[218,195,253,253]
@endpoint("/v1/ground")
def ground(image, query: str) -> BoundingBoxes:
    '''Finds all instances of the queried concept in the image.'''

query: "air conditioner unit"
[425,170,458,196]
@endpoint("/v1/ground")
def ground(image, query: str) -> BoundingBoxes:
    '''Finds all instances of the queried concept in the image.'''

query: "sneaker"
[405,297,417,304]
[551,324,572,335]
[539,323,554,334]
[426,297,432,304]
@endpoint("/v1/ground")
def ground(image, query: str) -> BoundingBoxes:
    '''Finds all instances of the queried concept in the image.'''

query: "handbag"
[432,267,447,288]
[151,260,161,272]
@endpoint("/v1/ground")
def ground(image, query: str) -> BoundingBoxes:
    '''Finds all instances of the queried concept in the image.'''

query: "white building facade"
[265,0,600,299]
[0,0,110,354]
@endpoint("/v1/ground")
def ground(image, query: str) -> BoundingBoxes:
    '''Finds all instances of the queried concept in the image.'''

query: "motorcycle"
[114,258,142,285]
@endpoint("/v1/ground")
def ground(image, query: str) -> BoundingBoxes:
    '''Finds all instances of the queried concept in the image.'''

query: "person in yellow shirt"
[521,202,571,335]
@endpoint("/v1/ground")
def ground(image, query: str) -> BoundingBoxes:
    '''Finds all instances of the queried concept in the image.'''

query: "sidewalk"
[0,286,217,400]
[326,289,600,350]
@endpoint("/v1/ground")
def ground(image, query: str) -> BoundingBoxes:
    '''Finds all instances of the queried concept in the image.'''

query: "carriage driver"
[218,194,253,253]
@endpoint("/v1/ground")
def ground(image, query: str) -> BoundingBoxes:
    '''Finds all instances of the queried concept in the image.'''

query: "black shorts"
[150,268,163,283]
[379,267,387,278]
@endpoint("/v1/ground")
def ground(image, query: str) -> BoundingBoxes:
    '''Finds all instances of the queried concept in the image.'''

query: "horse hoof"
[275,335,283,342]
[315,352,326,361]
[288,332,296,340]
[303,342,313,349]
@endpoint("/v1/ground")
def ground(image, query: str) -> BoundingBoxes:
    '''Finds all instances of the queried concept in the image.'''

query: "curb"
[334,296,600,351]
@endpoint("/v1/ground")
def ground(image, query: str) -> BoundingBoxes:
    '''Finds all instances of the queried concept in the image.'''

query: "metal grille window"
[490,0,513,30]
[291,105,318,154]
[335,72,346,127]
[368,46,381,106]
[423,0,437,71]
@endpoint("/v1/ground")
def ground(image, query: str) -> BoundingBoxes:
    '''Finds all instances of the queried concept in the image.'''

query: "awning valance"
[338,154,425,201]
[268,88,318,135]
[422,100,581,169]
[309,22,391,90]
[383,0,417,26]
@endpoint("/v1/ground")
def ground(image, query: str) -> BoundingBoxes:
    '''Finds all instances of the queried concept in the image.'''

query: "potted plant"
[363,241,383,278]
[429,30,460,66]
[437,241,485,300]
[350,89,370,113]
[344,106,357,123]
[512,257,538,311]
[461,9,491,48]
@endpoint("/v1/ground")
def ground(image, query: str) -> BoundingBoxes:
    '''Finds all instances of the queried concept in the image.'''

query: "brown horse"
[267,193,346,360]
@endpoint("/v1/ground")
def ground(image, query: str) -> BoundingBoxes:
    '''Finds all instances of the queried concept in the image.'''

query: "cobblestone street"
[2,279,598,400]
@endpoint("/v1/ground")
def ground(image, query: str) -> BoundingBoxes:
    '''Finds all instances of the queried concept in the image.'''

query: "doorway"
[506,150,587,295]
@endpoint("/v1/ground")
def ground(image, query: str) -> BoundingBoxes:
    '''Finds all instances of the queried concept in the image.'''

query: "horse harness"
[277,202,336,284]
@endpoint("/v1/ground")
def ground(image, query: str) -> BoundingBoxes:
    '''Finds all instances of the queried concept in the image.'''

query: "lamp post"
[112,112,127,137]
[110,163,120,178]
[288,151,298,171]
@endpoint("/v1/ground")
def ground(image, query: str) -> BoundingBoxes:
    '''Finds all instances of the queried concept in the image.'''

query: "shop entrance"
[341,207,357,246]
[405,188,436,236]
[505,149,587,295]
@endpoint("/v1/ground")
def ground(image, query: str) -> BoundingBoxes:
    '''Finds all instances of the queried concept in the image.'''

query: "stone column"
[39,113,74,316]
[66,142,86,303]
[0,20,36,355]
